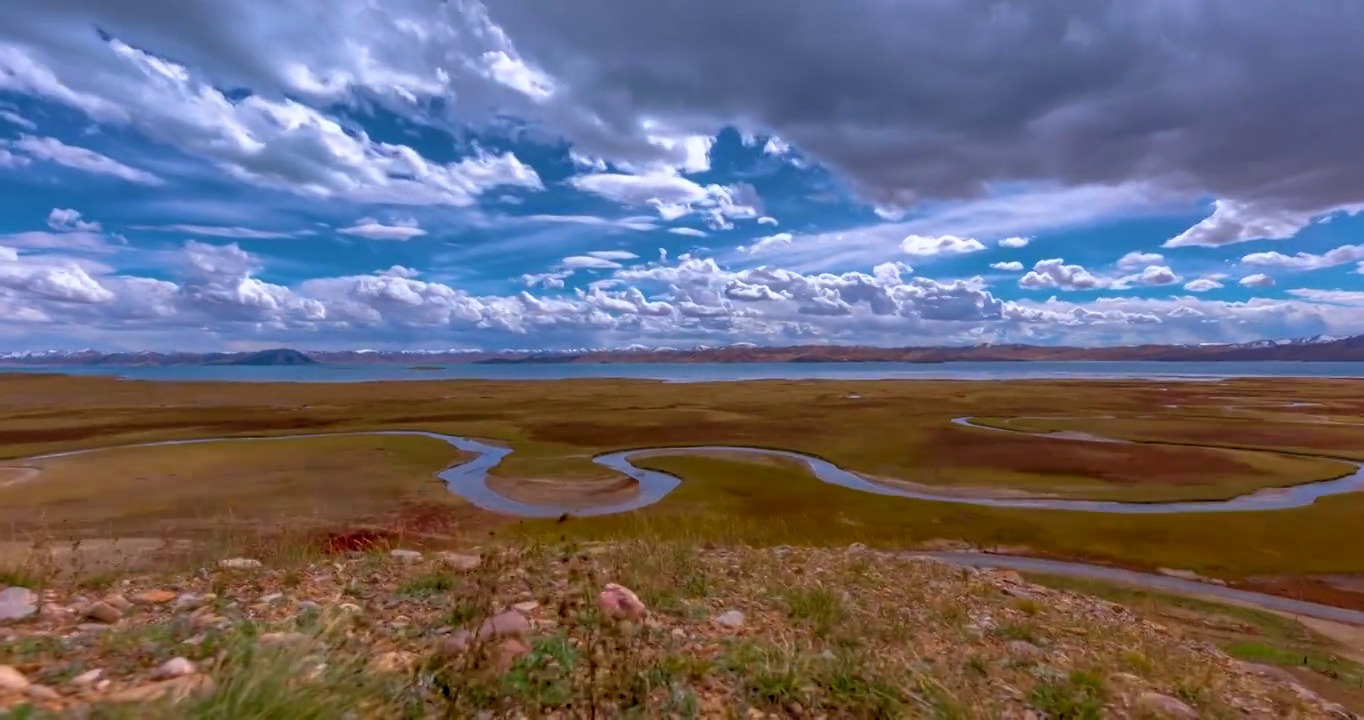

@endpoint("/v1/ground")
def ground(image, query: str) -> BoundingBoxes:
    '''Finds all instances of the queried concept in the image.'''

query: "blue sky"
[3,1,1364,352]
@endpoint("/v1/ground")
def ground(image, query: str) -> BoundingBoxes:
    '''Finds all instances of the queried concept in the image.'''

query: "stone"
[512,601,540,614]
[104,594,133,611]
[0,586,38,621]
[296,600,321,612]
[219,558,261,570]
[434,629,473,659]
[439,552,482,572]
[597,583,647,620]
[132,589,178,605]
[389,549,423,563]
[477,610,530,640]
[258,631,313,649]
[37,603,69,622]
[1135,692,1198,719]
[83,601,122,624]
[71,668,103,686]
[259,593,283,604]
[173,593,206,611]
[712,610,746,630]
[370,651,415,674]
[0,665,30,691]
[494,637,530,672]
[26,684,60,701]
[106,675,215,704]
[1322,703,1354,719]
[1006,640,1044,664]
[154,657,197,679]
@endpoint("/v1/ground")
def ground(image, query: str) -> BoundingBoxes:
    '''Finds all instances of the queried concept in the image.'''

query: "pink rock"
[476,610,530,640]
[494,637,530,671]
[597,583,647,620]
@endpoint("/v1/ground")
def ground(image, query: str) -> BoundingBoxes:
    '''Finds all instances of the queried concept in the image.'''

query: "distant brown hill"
[5,335,1364,366]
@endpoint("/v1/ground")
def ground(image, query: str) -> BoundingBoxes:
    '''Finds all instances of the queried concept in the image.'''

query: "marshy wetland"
[3,372,1364,605]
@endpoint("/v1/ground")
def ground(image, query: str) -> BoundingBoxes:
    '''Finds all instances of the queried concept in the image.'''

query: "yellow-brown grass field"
[2,372,1363,605]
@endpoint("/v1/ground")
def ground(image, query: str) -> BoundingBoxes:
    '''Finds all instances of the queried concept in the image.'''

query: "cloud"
[990,261,1024,272]
[47,208,102,233]
[667,227,708,238]
[469,0,1364,228]
[1240,244,1364,271]
[0,36,540,205]
[1129,265,1179,286]
[1166,200,1364,248]
[1116,251,1164,270]
[585,250,639,261]
[136,224,298,240]
[518,214,658,231]
[1239,273,1275,289]
[0,148,30,167]
[570,171,762,229]
[1019,259,1108,291]
[0,109,36,131]
[0,244,114,304]
[1286,289,1364,305]
[6,234,1364,350]
[997,236,1030,249]
[10,1,1364,228]
[6,136,162,185]
[738,232,793,255]
[338,218,427,241]
[1183,276,1225,292]
[900,234,986,257]
[561,255,625,270]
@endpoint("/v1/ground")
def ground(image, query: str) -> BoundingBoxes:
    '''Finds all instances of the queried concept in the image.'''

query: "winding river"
[8,412,1364,624]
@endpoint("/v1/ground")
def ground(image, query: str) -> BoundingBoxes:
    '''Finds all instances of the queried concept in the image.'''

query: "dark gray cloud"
[9,0,1362,229]
[484,0,1364,217]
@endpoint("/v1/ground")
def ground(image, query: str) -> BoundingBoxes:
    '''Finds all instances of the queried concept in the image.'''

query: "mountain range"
[4,335,1364,366]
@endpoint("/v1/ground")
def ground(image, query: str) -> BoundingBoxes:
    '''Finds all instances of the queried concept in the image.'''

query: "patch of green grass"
[396,571,458,598]
[501,633,579,709]
[780,584,846,637]
[1027,670,1107,720]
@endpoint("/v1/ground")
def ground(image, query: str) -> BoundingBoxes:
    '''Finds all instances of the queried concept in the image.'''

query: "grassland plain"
[2,373,1364,588]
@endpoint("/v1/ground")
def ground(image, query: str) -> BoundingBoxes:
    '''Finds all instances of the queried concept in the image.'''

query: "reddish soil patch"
[1235,577,1364,613]
[527,419,799,447]
[322,529,396,554]
[921,426,1269,486]
[1147,421,1364,454]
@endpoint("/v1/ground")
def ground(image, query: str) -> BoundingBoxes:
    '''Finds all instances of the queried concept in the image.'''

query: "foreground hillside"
[0,540,1354,718]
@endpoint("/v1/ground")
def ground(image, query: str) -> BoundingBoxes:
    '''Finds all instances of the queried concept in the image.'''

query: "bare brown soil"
[484,475,639,505]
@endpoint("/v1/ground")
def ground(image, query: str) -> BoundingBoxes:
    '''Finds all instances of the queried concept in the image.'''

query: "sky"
[4,1,1364,352]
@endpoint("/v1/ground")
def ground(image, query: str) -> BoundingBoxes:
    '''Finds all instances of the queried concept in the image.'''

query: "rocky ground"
[0,539,1357,718]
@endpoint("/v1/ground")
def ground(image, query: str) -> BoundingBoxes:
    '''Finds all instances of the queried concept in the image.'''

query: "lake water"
[3,360,1364,383]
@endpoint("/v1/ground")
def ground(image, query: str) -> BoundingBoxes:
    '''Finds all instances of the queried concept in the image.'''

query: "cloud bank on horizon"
[3,0,1364,352]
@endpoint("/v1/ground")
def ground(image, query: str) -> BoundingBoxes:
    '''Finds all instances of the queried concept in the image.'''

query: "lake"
[3,360,1364,383]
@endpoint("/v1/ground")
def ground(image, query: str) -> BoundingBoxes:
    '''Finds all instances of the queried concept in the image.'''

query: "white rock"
[513,601,540,614]
[0,665,30,691]
[0,586,37,621]
[712,610,746,629]
[439,552,482,572]
[389,549,423,563]
[218,558,261,570]
[71,668,103,686]
[154,657,197,679]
